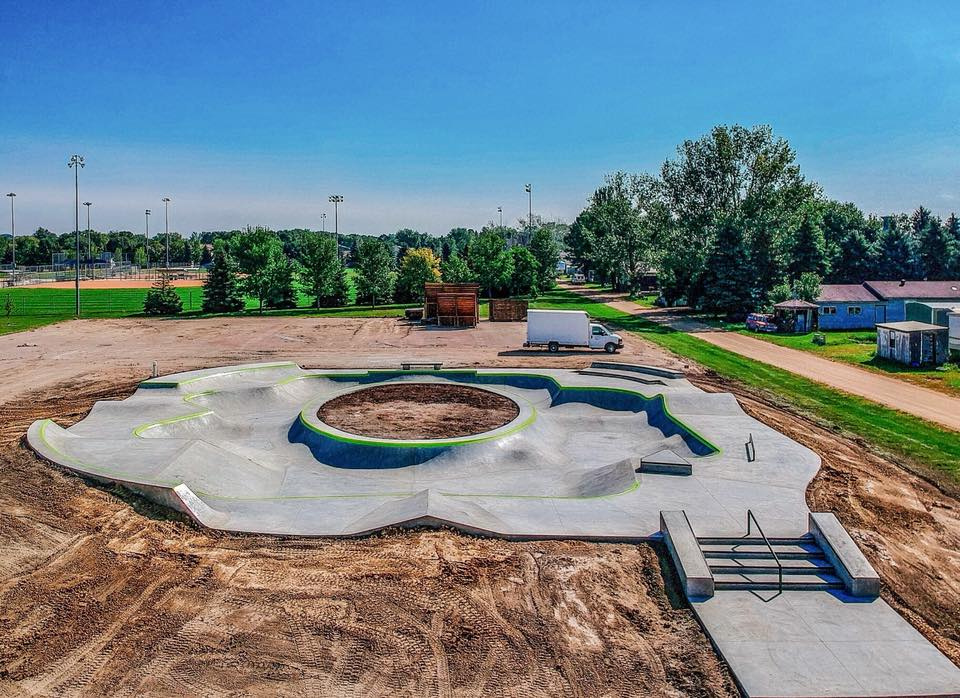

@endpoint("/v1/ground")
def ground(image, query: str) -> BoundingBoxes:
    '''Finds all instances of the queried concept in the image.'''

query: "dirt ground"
[0,315,958,695]
[319,384,519,439]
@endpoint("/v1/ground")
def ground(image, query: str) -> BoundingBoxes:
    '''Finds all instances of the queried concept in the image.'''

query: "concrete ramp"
[342,489,509,536]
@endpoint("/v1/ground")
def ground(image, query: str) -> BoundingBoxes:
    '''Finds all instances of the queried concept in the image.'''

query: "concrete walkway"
[566,285,960,432]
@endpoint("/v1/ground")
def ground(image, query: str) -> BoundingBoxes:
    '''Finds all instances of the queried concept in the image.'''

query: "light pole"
[320,212,327,234]
[162,197,171,268]
[524,183,532,231]
[145,209,151,270]
[5,193,14,280]
[328,194,343,248]
[69,155,85,316]
[83,201,92,264]
[497,206,503,228]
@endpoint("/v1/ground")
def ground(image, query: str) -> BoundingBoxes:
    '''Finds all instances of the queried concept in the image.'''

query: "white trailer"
[950,311,959,354]
[524,309,623,353]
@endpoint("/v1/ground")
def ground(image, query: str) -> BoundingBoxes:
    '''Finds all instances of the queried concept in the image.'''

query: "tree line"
[566,124,960,316]
[143,225,560,316]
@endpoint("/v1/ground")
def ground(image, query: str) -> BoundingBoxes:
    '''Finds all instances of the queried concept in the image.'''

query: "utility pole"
[69,155,85,316]
[83,201,92,263]
[5,193,15,280]
[498,206,502,228]
[145,209,151,269]
[524,183,532,231]
[162,197,171,268]
[321,212,327,234]
[328,194,343,250]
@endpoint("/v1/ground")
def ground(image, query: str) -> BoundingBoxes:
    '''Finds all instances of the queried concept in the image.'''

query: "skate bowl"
[27,362,821,538]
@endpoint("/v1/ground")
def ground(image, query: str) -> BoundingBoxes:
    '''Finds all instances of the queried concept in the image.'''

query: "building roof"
[774,299,819,309]
[817,284,881,303]
[906,301,960,311]
[876,321,949,333]
[864,280,960,300]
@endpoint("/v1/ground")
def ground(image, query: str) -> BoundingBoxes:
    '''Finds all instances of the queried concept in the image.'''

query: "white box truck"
[524,309,623,353]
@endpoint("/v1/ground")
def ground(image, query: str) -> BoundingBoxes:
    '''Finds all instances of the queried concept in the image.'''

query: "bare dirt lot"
[319,384,520,439]
[0,315,958,696]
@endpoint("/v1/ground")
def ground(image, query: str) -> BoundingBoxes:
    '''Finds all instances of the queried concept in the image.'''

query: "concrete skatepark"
[27,361,960,697]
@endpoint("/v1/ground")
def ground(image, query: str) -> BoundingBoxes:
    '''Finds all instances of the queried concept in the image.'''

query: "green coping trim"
[36,420,182,486]
[139,361,301,389]
[133,409,214,437]
[296,385,538,448]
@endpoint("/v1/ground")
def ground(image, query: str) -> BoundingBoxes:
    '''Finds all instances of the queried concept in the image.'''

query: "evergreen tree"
[747,224,790,304]
[789,209,828,278]
[201,240,245,313]
[946,214,960,278]
[354,236,394,307]
[702,219,754,317]
[917,216,955,280]
[143,272,184,315]
[876,221,918,280]
[833,229,878,283]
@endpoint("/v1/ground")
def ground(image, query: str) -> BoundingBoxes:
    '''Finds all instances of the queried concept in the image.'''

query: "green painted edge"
[139,361,300,388]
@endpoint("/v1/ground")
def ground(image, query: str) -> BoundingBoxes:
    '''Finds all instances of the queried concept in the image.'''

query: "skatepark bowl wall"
[26,362,821,539]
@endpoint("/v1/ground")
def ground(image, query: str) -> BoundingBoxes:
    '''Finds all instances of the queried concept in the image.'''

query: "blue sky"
[2,1,959,236]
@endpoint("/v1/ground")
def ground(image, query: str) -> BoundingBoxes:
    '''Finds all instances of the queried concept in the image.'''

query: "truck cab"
[589,323,623,352]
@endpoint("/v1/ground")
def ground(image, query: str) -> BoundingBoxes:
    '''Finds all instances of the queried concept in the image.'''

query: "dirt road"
[566,284,960,432]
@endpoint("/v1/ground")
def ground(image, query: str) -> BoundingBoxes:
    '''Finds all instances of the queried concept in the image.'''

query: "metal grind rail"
[743,509,783,593]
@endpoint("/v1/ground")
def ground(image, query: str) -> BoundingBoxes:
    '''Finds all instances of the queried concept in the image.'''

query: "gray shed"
[875,321,949,367]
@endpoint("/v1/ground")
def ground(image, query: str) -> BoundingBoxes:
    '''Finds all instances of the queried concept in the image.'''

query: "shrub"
[143,274,183,315]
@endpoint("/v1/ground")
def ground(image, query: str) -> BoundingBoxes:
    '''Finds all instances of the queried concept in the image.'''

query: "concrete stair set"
[699,534,844,592]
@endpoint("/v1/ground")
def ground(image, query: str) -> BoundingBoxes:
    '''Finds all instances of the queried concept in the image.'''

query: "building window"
[821,306,836,315]
[848,306,862,315]
[889,335,896,349]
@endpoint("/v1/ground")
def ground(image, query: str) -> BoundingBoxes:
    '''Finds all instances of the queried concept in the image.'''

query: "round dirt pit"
[318,383,520,439]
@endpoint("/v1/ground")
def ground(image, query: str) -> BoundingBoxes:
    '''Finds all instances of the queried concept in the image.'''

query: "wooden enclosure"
[424,283,479,327]
[489,298,529,322]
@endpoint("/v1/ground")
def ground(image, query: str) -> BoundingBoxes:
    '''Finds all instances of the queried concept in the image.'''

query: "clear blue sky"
[1,0,958,236]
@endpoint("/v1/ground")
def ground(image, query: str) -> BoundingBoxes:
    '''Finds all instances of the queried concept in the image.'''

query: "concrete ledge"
[591,361,684,380]
[639,449,692,476]
[660,510,714,598]
[808,512,880,597]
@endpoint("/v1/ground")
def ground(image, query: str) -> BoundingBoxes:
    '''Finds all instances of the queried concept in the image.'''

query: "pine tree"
[143,272,184,315]
[789,209,828,278]
[834,229,879,283]
[702,218,754,317]
[876,221,918,280]
[201,240,245,313]
[946,214,960,278]
[917,216,955,280]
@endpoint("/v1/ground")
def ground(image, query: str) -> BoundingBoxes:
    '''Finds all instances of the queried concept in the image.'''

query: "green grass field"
[531,288,960,483]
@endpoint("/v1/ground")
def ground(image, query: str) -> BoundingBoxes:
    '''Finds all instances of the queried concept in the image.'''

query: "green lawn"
[742,329,960,397]
[531,289,960,483]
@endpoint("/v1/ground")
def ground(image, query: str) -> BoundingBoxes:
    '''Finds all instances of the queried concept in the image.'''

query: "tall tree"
[508,245,540,296]
[917,215,955,280]
[701,218,754,317]
[468,229,513,298]
[529,227,560,290]
[233,226,285,312]
[300,234,344,308]
[946,214,960,277]
[441,254,473,283]
[833,229,878,283]
[395,247,441,303]
[876,219,918,280]
[354,236,394,308]
[201,240,245,313]
[264,254,299,309]
[789,207,828,278]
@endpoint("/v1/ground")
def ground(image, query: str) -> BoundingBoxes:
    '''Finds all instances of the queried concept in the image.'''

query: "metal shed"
[875,321,949,367]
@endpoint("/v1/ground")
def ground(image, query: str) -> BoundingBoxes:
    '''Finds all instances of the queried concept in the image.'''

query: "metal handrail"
[744,509,783,593]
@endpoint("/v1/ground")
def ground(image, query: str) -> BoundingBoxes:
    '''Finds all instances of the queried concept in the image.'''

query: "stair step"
[715,580,845,591]
[708,563,835,575]
[697,536,813,546]
[701,542,823,554]
[713,571,843,589]
[704,549,826,560]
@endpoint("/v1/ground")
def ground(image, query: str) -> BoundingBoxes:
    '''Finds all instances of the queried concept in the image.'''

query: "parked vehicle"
[570,272,586,284]
[745,313,778,333]
[524,309,623,353]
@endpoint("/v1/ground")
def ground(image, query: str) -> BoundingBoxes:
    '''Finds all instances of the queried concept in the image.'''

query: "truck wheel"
[548,342,559,353]
[604,342,617,354]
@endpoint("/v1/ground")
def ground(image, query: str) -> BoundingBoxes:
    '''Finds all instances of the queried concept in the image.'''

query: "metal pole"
[5,193,14,279]
[84,202,92,263]
[145,209,151,270]
[69,155,84,317]
[329,195,343,250]
[321,212,326,234]
[498,206,502,228]
[526,184,532,230]
[162,197,171,268]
